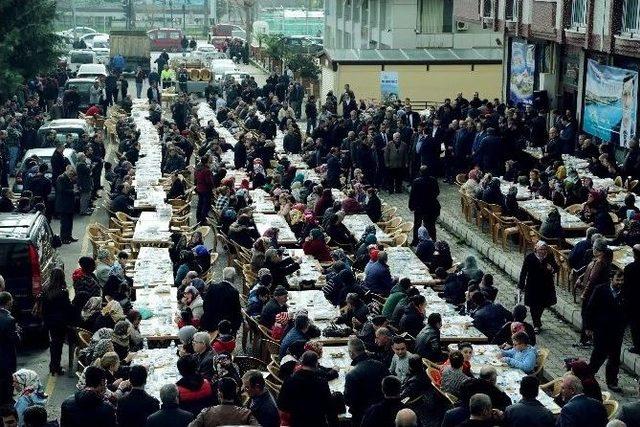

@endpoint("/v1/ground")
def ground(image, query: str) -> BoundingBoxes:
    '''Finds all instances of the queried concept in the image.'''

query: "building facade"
[323,0,502,49]
[456,0,640,146]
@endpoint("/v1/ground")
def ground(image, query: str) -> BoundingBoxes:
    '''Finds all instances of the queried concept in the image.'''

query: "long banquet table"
[342,214,394,245]
[385,246,432,284]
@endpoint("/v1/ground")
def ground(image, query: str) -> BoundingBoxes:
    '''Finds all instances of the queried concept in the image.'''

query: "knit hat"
[273,285,288,297]
[193,245,209,257]
[369,248,380,261]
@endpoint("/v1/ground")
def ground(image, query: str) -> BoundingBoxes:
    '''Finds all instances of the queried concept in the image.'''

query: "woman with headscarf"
[174,250,202,287]
[126,310,143,351]
[539,207,564,239]
[353,183,367,205]
[95,248,113,288]
[302,228,332,262]
[365,187,383,222]
[264,248,300,288]
[461,168,482,196]
[432,241,453,271]
[95,300,125,330]
[325,211,352,246]
[518,241,558,333]
[193,244,211,273]
[186,230,205,250]
[314,188,334,217]
[111,320,133,363]
[503,185,520,217]
[306,185,323,212]
[399,294,427,338]
[12,369,47,426]
[297,211,318,242]
[252,158,267,188]
[482,177,504,207]
[461,255,484,284]
[178,325,198,356]
[354,233,378,270]
[263,227,279,248]
[415,225,436,265]
[72,256,101,310]
[330,248,352,269]
[80,296,103,332]
[79,336,114,367]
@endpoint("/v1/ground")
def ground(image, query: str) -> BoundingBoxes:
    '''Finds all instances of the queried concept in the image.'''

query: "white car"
[193,43,223,61]
[68,50,97,74]
[76,63,108,79]
[80,32,109,47]
[210,59,238,79]
[89,47,110,65]
[62,26,97,39]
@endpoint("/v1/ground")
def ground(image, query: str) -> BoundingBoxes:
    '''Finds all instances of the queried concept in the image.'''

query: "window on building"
[370,0,378,27]
[345,0,352,20]
[325,0,331,16]
[337,0,343,18]
[362,0,369,25]
[505,0,518,21]
[570,0,587,29]
[623,0,640,34]
[336,29,343,47]
[344,32,351,48]
[417,0,452,33]
[481,0,493,18]
[353,0,360,22]
[380,0,391,29]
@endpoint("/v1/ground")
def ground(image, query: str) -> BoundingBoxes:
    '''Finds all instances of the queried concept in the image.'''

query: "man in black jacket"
[344,337,389,426]
[61,366,116,427]
[624,244,640,354]
[0,292,18,405]
[408,165,440,244]
[503,376,554,427]
[200,267,242,333]
[278,351,338,427]
[55,166,77,244]
[117,365,160,427]
[51,141,69,183]
[460,366,512,412]
[146,384,193,427]
[259,286,288,329]
[585,271,626,391]
[243,370,280,427]
[361,375,404,427]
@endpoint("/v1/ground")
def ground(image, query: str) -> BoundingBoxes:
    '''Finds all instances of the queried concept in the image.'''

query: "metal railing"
[623,0,640,35]
[569,0,587,29]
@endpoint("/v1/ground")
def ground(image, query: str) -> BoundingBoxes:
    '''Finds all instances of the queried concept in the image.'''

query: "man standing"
[384,132,408,194]
[242,370,279,427]
[623,244,640,354]
[134,66,146,99]
[104,72,118,106]
[55,165,77,244]
[584,271,626,392]
[147,82,161,104]
[344,337,389,426]
[278,351,338,427]
[75,153,93,215]
[116,365,160,427]
[193,155,214,225]
[200,267,242,333]
[408,165,440,244]
[0,292,18,405]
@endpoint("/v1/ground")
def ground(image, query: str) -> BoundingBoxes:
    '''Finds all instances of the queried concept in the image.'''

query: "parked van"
[13,148,79,194]
[68,50,97,74]
[37,119,93,147]
[0,212,62,333]
[76,63,108,79]
[147,28,183,52]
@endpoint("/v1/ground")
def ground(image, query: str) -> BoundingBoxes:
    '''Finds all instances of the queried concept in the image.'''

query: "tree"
[286,53,320,80]
[0,0,62,100]
[263,34,287,61]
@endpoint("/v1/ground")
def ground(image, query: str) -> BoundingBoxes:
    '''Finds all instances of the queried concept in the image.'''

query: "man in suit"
[617,380,640,426]
[146,384,193,427]
[344,337,389,426]
[623,244,640,354]
[0,292,18,404]
[408,165,440,244]
[556,374,608,427]
[503,376,554,427]
[419,119,445,174]
[403,105,421,130]
[55,165,77,244]
[147,82,161,104]
[117,365,160,427]
[373,124,390,188]
[584,271,626,392]
[200,267,242,333]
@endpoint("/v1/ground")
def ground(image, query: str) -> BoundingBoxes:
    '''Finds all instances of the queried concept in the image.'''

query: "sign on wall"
[583,59,638,147]
[509,40,535,106]
[380,71,399,103]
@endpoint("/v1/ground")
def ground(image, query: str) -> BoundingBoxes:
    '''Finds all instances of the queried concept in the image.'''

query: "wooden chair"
[628,179,638,192]
[265,377,281,398]
[234,356,267,376]
[614,176,623,188]
[260,339,281,363]
[459,191,475,223]
[490,212,519,249]
[540,377,562,398]
[267,361,282,383]
[548,245,571,289]
[533,347,550,378]
[426,367,443,388]
[393,233,408,247]
[604,399,619,420]
[481,203,502,235]
[455,173,467,186]
[517,222,539,254]
[380,216,403,231]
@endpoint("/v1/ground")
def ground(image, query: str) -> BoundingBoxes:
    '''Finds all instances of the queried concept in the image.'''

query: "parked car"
[193,43,221,62]
[61,26,97,39]
[63,78,100,111]
[68,49,97,74]
[76,63,108,79]
[210,59,238,79]
[37,119,93,147]
[147,28,183,52]
[221,71,250,85]
[13,148,78,194]
[79,32,109,47]
[0,212,62,334]
[89,47,110,65]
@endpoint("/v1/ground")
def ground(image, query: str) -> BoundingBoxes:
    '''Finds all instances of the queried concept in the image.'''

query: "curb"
[437,208,640,378]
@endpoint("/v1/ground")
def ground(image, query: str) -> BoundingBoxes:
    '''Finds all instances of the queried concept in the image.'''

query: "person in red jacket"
[212,320,236,353]
[175,355,216,416]
[85,104,102,117]
[302,228,333,262]
[194,156,215,224]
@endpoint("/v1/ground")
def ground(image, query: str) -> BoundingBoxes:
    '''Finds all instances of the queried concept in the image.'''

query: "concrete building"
[323,0,502,49]
[456,0,640,147]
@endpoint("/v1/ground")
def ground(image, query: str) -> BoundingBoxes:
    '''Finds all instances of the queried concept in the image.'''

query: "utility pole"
[182,4,186,31]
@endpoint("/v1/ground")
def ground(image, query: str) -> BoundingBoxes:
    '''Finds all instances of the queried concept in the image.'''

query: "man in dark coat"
[555,374,607,427]
[584,271,626,391]
[361,376,404,427]
[50,142,69,183]
[117,366,160,427]
[278,351,338,427]
[518,242,558,332]
[415,313,448,363]
[200,269,242,333]
[145,383,194,427]
[55,166,77,244]
[243,370,279,427]
[408,165,440,244]
[61,366,116,427]
[476,128,503,176]
[234,138,247,170]
[503,376,554,427]
[0,292,18,404]
[344,337,389,426]
[623,244,640,354]
[259,286,288,329]
[460,366,512,412]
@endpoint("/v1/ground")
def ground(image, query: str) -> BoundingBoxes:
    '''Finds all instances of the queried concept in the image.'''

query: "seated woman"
[212,320,236,354]
[95,300,126,330]
[432,241,453,271]
[399,295,427,339]
[415,226,435,265]
[178,325,197,356]
[175,354,216,416]
[539,207,564,239]
[264,248,300,288]
[12,369,47,426]
[354,233,377,270]
[482,178,504,207]
[174,251,203,287]
[80,296,104,332]
[302,228,332,262]
[325,211,352,247]
[500,331,537,374]
[126,310,143,351]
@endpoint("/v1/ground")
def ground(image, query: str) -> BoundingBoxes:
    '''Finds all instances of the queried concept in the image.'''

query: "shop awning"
[320,47,503,65]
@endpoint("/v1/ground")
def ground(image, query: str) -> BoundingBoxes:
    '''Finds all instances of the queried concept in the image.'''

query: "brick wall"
[454,0,481,23]
[530,1,557,39]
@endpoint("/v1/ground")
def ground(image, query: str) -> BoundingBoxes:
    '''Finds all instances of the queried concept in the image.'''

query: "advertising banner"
[583,59,638,147]
[509,40,535,106]
[380,71,399,103]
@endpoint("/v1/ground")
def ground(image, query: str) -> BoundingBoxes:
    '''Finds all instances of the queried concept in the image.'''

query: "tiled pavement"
[383,184,639,404]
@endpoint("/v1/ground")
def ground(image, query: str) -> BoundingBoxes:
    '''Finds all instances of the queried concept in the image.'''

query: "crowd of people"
[2,42,640,427]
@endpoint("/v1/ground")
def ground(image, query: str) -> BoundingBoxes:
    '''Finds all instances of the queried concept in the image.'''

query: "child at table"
[212,320,236,353]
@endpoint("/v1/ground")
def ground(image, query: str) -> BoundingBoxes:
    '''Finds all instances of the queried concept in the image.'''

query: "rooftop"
[321,47,503,64]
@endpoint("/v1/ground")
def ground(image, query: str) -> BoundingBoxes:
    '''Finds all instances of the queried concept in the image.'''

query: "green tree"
[263,33,287,61]
[0,0,62,99]
[286,53,320,80]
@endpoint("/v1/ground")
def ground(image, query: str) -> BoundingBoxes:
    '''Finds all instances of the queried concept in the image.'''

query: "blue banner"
[583,59,638,147]
[509,41,535,106]
[380,71,399,103]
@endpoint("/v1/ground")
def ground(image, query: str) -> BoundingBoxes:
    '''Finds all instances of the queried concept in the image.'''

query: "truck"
[109,30,150,75]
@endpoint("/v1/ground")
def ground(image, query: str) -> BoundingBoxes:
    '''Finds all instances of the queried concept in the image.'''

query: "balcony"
[567,0,587,32]
[622,0,640,37]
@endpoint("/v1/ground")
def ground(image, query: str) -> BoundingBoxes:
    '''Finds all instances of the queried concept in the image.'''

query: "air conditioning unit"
[456,21,469,31]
